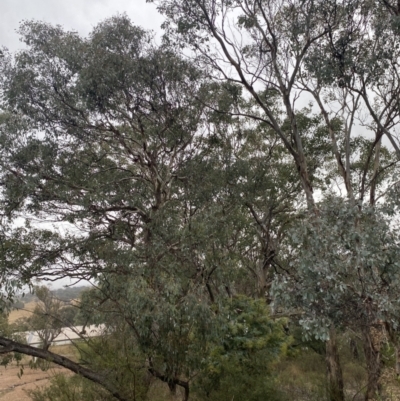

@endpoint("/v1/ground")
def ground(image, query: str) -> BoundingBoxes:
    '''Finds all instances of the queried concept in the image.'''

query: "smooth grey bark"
[326,326,345,401]
[361,326,382,401]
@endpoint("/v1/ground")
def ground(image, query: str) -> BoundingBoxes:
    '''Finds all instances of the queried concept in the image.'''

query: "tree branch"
[0,336,127,401]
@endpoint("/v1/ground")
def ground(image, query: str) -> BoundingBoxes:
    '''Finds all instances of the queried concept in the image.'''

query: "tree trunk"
[326,326,345,401]
[361,325,382,401]
[148,365,189,401]
[350,338,359,360]
[395,346,400,377]
[168,382,176,392]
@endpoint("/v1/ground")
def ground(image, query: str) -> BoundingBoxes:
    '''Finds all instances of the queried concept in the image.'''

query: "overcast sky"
[1,0,165,52]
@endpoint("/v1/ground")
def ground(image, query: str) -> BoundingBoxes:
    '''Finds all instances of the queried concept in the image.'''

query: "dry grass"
[2,300,88,400]
[0,360,70,401]
[48,344,80,361]
[0,344,81,401]
[8,302,37,324]
[380,368,400,401]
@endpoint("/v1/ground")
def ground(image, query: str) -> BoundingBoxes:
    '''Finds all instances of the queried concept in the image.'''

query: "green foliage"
[0,15,308,394]
[273,194,400,339]
[0,312,24,366]
[58,305,78,327]
[2,3,400,400]
[30,326,151,401]
[11,299,24,309]
[194,296,289,401]
[26,286,64,350]
[10,317,30,332]
[195,360,283,401]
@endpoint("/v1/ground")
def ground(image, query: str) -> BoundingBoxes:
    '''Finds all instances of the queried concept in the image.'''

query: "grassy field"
[8,302,37,324]
[0,344,75,401]
[1,292,86,400]
[0,363,69,401]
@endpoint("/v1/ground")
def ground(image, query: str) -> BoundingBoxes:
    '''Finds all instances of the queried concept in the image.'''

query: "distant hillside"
[52,286,90,302]
[15,286,90,305]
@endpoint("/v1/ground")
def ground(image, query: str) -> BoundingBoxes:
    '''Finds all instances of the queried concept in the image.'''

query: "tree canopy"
[1,3,400,400]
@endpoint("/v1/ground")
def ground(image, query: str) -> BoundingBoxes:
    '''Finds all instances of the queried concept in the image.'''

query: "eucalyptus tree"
[153,0,400,399]
[67,82,300,398]
[0,15,221,399]
[0,16,212,297]
[152,0,400,214]
[155,0,353,209]
[272,191,400,400]
[0,15,291,401]
[27,286,64,351]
